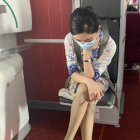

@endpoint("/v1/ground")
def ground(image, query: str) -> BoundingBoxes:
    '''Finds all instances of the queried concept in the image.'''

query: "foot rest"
[59,88,116,109]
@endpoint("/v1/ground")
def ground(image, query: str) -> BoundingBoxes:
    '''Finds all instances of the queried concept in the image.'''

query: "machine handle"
[0,4,7,14]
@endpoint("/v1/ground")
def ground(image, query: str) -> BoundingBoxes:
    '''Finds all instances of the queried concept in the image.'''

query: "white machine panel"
[0,54,30,139]
[0,0,32,34]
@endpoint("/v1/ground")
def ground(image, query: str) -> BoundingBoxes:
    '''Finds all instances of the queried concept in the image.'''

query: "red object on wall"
[125,12,140,65]
[17,0,72,101]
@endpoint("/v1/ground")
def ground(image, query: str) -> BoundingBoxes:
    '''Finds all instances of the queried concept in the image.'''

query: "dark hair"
[70,6,99,35]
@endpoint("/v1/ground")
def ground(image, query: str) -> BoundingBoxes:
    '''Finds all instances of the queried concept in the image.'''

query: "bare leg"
[80,82,105,140]
[64,84,89,140]
[80,102,95,140]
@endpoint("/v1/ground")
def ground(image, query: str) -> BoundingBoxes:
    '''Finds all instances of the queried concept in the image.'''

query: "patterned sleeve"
[64,33,80,75]
[93,36,117,80]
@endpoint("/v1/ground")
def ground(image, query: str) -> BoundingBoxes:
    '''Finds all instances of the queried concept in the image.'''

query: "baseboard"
[12,122,31,140]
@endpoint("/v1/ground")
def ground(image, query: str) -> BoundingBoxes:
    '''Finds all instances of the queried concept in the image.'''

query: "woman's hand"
[86,79,104,101]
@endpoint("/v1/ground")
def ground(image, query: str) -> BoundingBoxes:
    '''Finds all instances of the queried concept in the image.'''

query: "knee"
[87,101,96,113]
[88,101,96,108]
[74,83,89,102]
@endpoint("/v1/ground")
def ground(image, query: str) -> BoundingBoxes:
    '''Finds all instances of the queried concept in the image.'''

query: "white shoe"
[58,88,75,100]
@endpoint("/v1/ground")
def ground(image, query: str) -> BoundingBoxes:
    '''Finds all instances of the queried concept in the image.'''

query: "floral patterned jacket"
[64,31,116,81]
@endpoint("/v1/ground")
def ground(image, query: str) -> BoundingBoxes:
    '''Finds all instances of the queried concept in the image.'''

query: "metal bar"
[24,39,64,44]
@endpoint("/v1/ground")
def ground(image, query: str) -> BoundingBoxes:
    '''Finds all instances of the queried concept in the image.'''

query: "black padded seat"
[59,88,115,108]
[96,88,115,108]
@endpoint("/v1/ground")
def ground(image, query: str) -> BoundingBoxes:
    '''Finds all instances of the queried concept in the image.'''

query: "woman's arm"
[93,36,117,80]
[64,33,93,85]
[83,50,95,78]
[71,72,91,85]
[82,36,100,79]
